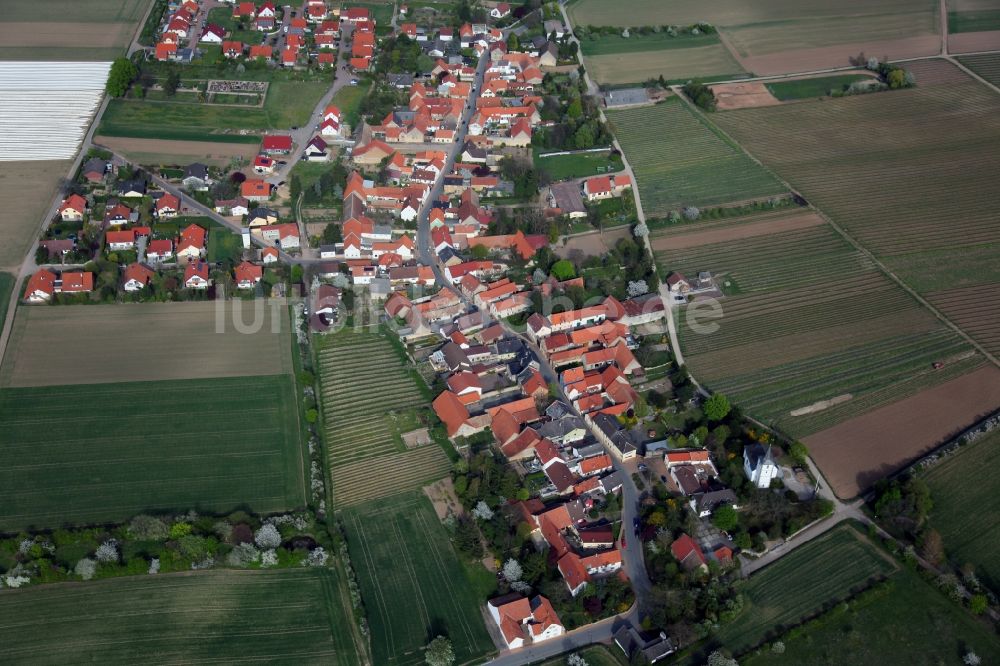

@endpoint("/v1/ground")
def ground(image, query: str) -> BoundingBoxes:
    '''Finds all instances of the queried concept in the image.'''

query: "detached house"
[123,263,155,292]
[155,193,180,218]
[488,594,564,649]
[176,223,207,259]
[582,174,631,202]
[58,194,87,222]
[234,261,263,289]
[184,260,210,289]
[241,178,272,202]
[106,229,136,251]
[23,269,57,303]
[145,239,174,262]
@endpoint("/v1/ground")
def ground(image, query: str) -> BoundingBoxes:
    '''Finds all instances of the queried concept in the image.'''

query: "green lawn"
[607,98,785,215]
[923,429,1000,591]
[342,492,495,666]
[207,220,245,264]
[0,375,305,531]
[331,81,372,129]
[207,6,265,44]
[536,645,627,666]
[0,569,360,665]
[533,147,623,180]
[711,524,898,654]
[99,81,329,142]
[743,565,1000,665]
[765,74,874,100]
[948,9,1000,32]
[579,31,725,56]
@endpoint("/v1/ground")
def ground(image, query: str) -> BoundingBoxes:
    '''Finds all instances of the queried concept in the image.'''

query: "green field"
[0,569,360,665]
[317,331,450,506]
[949,8,1000,31]
[2,0,147,22]
[534,147,623,180]
[607,98,786,215]
[713,524,898,654]
[342,492,495,666]
[924,429,1000,591]
[958,53,1000,85]
[99,81,328,143]
[743,564,1000,665]
[331,81,372,128]
[0,375,305,531]
[654,210,980,438]
[765,74,874,100]
[0,272,14,331]
[579,31,726,56]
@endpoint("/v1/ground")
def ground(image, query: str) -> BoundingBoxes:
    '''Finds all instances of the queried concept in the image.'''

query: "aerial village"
[21,0,828,658]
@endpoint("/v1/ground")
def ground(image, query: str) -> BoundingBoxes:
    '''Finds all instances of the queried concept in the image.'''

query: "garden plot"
[0,62,111,160]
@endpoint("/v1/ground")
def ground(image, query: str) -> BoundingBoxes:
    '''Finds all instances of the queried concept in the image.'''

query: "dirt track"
[805,365,1000,498]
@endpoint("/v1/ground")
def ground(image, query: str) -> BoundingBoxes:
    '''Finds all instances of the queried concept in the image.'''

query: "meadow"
[653,208,981,440]
[764,73,873,100]
[948,0,1000,32]
[0,374,305,531]
[743,565,1000,664]
[0,569,360,665]
[533,147,623,180]
[317,331,451,506]
[712,524,897,654]
[342,492,495,666]
[98,81,329,143]
[1,302,291,388]
[924,428,1000,590]
[606,99,785,215]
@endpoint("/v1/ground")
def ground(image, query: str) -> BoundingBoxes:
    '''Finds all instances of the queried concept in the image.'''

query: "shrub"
[169,522,192,539]
[226,543,261,566]
[75,558,97,580]
[128,515,169,541]
[95,539,119,563]
[260,549,279,567]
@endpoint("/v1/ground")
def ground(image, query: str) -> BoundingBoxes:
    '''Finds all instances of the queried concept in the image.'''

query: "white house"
[743,444,781,489]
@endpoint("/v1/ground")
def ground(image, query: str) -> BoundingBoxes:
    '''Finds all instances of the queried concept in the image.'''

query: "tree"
[164,69,181,97]
[712,505,739,532]
[627,280,648,298]
[106,57,137,97]
[128,515,169,541]
[887,68,906,89]
[704,393,731,422]
[74,558,97,580]
[970,594,988,616]
[254,523,282,549]
[789,441,808,466]
[470,244,489,260]
[551,259,576,280]
[633,221,649,238]
[566,98,583,119]
[472,500,494,520]
[291,264,304,284]
[425,636,455,666]
[502,558,523,582]
[706,651,738,666]
[507,33,520,51]
[919,528,944,565]
[964,651,981,666]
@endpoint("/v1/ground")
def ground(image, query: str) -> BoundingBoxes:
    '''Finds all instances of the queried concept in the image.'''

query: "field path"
[940,0,949,55]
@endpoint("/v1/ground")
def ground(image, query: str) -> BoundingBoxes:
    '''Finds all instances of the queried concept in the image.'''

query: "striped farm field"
[0,569,360,665]
[712,523,897,654]
[958,52,1000,85]
[658,213,981,439]
[926,283,1000,357]
[0,375,305,531]
[607,98,786,215]
[317,331,450,506]
[711,66,1000,261]
[343,492,495,666]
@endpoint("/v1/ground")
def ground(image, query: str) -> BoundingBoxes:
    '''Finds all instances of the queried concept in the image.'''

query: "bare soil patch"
[805,365,1000,498]
[790,394,852,416]
[95,136,260,167]
[0,301,292,388]
[949,30,1000,53]
[423,477,462,522]
[557,227,631,259]
[738,35,940,75]
[651,211,825,252]
[711,82,781,110]
[0,160,72,271]
[402,428,431,449]
[0,22,131,49]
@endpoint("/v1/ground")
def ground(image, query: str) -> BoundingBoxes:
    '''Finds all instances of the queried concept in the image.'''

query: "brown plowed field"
[737,34,941,75]
[95,136,261,167]
[950,30,1000,53]
[0,23,131,49]
[899,58,973,85]
[806,365,1000,498]
[0,161,72,271]
[651,211,824,251]
[0,302,292,388]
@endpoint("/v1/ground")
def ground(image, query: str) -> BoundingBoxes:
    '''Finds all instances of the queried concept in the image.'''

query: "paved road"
[484,613,624,665]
